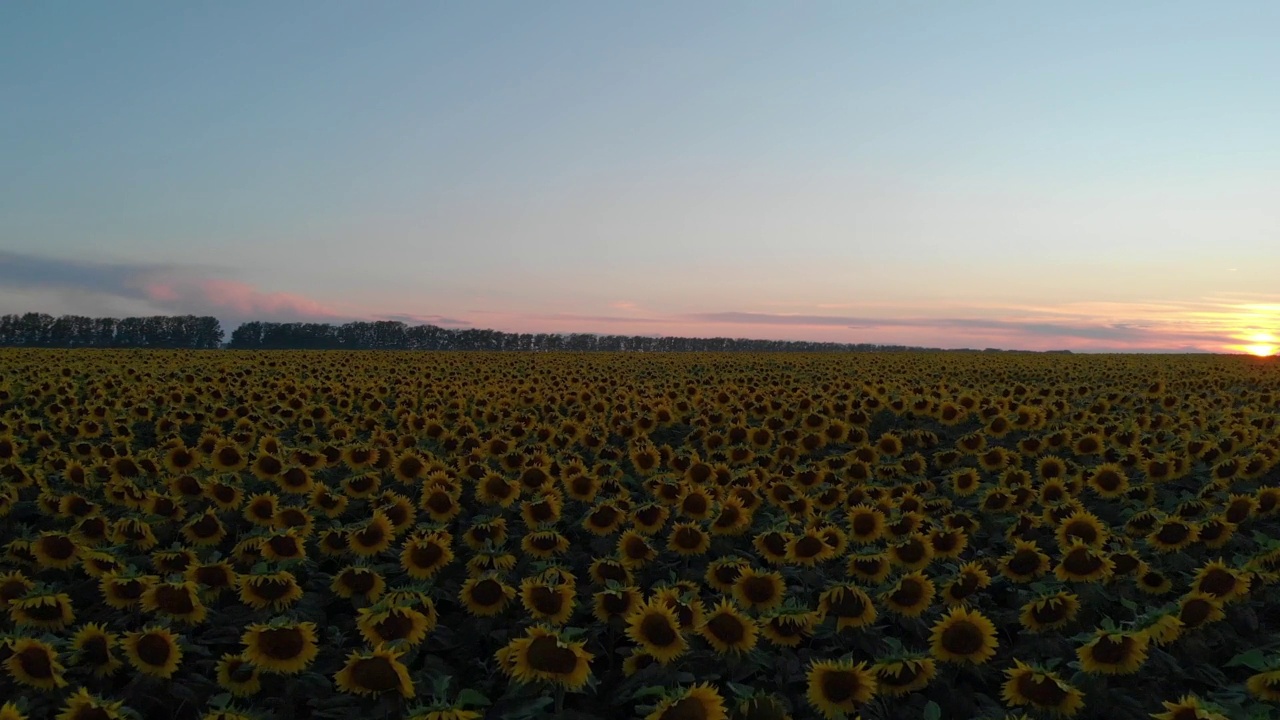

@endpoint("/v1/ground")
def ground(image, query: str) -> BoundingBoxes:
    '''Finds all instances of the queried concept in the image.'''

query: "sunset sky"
[2,2,1278,353]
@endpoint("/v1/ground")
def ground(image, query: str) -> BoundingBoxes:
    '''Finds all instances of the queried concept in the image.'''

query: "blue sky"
[2,1,1278,351]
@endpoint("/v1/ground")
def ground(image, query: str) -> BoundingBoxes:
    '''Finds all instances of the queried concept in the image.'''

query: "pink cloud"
[189,279,341,318]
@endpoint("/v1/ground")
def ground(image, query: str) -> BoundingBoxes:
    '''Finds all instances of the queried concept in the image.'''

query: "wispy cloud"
[0,251,343,326]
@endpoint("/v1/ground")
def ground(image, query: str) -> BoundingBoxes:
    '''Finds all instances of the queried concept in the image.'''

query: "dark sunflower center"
[675,527,705,550]
[525,635,581,675]
[258,627,307,659]
[79,635,110,665]
[40,535,76,560]
[794,536,825,558]
[136,634,173,666]
[713,565,742,586]
[350,656,401,692]
[659,697,709,720]
[256,456,282,475]
[941,621,984,655]
[354,524,386,547]
[1198,569,1237,596]
[468,579,504,606]
[530,586,565,615]
[852,558,885,575]
[590,506,621,527]
[1062,549,1104,576]
[17,646,54,678]
[890,580,924,607]
[1155,523,1190,544]
[1017,673,1069,705]
[426,492,453,515]
[600,592,632,616]
[24,601,67,621]
[820,670,860,703]
[894,540,925,564]
[1007,550,1042,576]
[639,613,679,647]
[1090,636,1132,665]
[268,536,300,557]
[373,612,417,641]
[1180,599,1213,626]
[826,589,869,617]
[342,570,377,594]
[410,543,444,569]
[682,494,708,516]
[624,537,652,560]
[741,577,779,604]
[154,586,196,614]
[190,514,221,537]
[760,533,787,556]
[217,447,242,466]
[705,611,747,644]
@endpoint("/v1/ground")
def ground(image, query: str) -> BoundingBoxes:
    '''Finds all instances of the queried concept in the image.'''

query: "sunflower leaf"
[923,701,942,720]
[1226,648,1270,671]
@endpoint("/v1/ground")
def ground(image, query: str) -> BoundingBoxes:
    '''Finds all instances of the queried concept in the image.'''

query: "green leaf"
[456,688,490,708]
[1227,648,1271,671]
[208,693,232,709]
[923,701,942,720]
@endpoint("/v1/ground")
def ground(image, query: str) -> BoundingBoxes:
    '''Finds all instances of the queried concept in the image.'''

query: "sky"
[2,1,1278,353]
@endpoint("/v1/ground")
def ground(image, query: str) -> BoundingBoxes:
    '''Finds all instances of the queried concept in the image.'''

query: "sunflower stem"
[554,685,565,714]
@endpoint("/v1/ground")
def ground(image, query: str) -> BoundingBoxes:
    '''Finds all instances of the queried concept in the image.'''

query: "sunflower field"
[3,349,1280,720]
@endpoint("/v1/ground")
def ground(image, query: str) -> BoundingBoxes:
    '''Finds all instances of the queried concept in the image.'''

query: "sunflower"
[593,586,642,623]
[357,604,436,648]
[454,573,514,617]
[646,684,728,720]
[210,440,248,472]
[1000,659,1085,717]
[696,599,759,655]
[498,625,594,691]
[1247,671,1280,702]
[31,532,79,570]
[4,637,67,689]
[243,492,279,528]
[701,558,746,592]
[881,571,935,618]
[55,688,129,720]
[845,504,886,544]
[710,497,753,536]
[401,533,454,580]
[111,517,157,550]
[1076,629,1149,675]
[952,470,991,503]
[1136,567,1174,595]
[1148,519,1200,552]
[242,621,319,674]
[217,653,262,696]
[9,592,76,630]
[847,552,893,585]
[0,570,33,606]
[519,577,575,626]
[818,584,878,630]
[930,607,998,665]
[521,492,564,527]
[334,645,415,698]
[522,529,571,559]
[760,609,818,648]
[206,480,244,511]
[631,503,671,535]
[806,659,877,719]
[141,580,208,624]
[1054,541,1115,583]
[872,656,936,696]
[1054,510,1107,549]
[348,512,395,556]
[626,599,687,664]
[999,540,1051,583]
[887,533,934,572]
[618,530,658,568]
[328,566,386,604]
[1192,559,1251,602]
[238,570,304,611]
[1177,592,1226,630]
[123,626,183,678]
[734,568,786,612]
[1085,463,1129,498]
[1019,591,1080,633]
[1150,694,1230,720]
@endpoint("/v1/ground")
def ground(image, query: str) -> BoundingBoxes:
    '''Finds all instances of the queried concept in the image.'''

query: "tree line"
[0,313,224,349]
[0,312,934,352]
